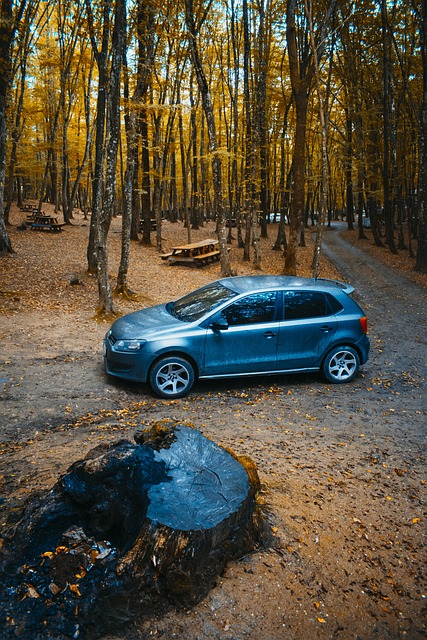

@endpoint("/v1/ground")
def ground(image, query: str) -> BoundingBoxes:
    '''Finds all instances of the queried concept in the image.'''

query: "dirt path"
[0,224,426,640]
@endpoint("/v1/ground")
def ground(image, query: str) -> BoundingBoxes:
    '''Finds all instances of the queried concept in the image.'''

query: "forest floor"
[0,204,426,640]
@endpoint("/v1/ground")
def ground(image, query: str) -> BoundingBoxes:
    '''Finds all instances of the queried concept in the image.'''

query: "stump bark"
[0,424,260,639]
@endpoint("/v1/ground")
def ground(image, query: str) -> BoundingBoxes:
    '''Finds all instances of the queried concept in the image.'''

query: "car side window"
[220,292,277,325]
[325,293,344,314]
[283,291,329,319]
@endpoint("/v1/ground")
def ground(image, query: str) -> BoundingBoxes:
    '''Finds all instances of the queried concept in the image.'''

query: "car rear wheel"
[149,356,195,399]
[322,346,360,383]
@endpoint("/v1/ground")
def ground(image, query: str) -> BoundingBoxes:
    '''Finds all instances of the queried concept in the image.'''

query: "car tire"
[149,356,195,399]
[322,346,360,383]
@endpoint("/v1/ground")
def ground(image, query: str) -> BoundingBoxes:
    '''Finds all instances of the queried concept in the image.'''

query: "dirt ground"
[0,205,426,640]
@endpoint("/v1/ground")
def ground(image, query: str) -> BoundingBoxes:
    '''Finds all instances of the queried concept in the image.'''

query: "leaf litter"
[0,204,426,639]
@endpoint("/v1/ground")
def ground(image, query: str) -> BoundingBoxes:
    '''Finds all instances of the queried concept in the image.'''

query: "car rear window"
[170,283,237,322]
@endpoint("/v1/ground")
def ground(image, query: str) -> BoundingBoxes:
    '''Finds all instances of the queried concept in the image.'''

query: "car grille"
[107,331,116,346]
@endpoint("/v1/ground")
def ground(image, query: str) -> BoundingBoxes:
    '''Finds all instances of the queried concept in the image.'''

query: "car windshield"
[170,282,237,322]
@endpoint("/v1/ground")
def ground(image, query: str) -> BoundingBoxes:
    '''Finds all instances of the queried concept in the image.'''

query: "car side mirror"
[210,321,228,332]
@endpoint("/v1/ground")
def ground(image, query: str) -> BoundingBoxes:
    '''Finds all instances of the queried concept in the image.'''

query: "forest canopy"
[0,0,426,312]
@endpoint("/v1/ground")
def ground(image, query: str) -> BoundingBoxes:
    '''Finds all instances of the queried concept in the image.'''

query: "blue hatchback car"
[104,275,370,398]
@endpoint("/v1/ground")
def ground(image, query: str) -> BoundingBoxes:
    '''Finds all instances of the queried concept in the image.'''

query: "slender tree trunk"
[306,0,330,278]
[284,0,336,275]
[178,91,191,243]
[140,111,152,245]
[345,110,354,231]
[116,8,134,296]
[285,90,308,274]
[284,0,312,275]
[416,0,427,272]
[242,0,253,262]
[96,0,125,315]
[67,63,94,224]
[85,0,111,274]
[184,0,233,277]
[381,0,397,254]
[0,0,25,253]
[190,79,199,230]
[256,0,269,245]
[5,55,26,224]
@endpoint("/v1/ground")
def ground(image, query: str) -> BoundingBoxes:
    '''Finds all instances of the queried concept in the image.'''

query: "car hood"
[110,304,183,339]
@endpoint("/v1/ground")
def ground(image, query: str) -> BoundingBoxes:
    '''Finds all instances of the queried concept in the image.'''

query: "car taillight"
[360,316,368,333]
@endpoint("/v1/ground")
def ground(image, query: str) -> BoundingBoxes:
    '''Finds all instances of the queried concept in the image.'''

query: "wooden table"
[20,203,38,213]
[29,214,65,232]
[161,238,220,266]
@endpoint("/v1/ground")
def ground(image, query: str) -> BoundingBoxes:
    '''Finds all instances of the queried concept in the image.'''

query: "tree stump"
[0,424,261,639]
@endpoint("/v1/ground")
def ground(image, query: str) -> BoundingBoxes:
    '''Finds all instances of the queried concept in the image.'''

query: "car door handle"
[263,331,277,338]
[320,325,333,333]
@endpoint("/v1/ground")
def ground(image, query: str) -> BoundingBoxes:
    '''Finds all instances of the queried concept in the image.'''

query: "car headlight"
[115,339,146,352]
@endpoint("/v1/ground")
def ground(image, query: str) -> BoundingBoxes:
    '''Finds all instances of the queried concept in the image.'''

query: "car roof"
[218,275,354,295]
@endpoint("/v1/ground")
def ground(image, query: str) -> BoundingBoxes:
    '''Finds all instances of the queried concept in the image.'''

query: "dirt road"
[0,224,426,640]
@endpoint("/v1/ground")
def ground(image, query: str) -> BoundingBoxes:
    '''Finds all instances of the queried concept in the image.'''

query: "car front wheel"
[322,346,360,383]
[149,356,195,399]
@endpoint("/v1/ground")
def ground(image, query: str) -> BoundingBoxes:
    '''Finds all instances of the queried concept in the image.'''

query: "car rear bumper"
[355,334,370,364]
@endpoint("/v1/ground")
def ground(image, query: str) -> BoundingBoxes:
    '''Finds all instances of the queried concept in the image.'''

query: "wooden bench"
[168,254,196,264]
[193,250,220,263]
[30,217,65,232]
[162,238,220,266]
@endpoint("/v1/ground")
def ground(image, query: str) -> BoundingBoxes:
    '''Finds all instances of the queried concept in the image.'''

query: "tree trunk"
[117,0,156,291]
[85,0,111,274]
[284,0,312,275]
[190,80,199,230]
[284,89,308,274]
[285,0,336,275]
[67,63,94,225]
[416,0,427,273]
[381,0,397,255]
[0,0,24,253]
[184,0,233,277]
[140,110,152,245]
[178,90,191,241]
[256,0,269,244]
[96,0,125,315]
[345,109,355,230]
[242,0,253,262]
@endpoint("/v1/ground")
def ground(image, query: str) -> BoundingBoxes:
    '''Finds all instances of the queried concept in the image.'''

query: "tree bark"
[85,0,111,275]
[284,0,336,275]
[0,0,25,253]
[184,0,233,277]
[416,0,427,273]
[381,0,397,255]
[96,0,125,315]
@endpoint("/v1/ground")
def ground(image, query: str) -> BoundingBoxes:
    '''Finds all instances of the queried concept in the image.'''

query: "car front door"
[203,291,279,375]
[277,291,338,370]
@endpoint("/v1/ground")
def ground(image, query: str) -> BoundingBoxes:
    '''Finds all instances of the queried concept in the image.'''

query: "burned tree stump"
[0,424,261,639]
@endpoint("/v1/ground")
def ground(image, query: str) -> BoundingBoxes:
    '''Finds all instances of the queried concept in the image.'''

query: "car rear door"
[203,291,280,375]
[277,291,338,370]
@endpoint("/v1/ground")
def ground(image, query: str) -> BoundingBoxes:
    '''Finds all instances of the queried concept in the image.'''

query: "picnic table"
[28,213,65,232]
[20,203,38,213]
[161,238,220,266]
[139,218,157,231]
